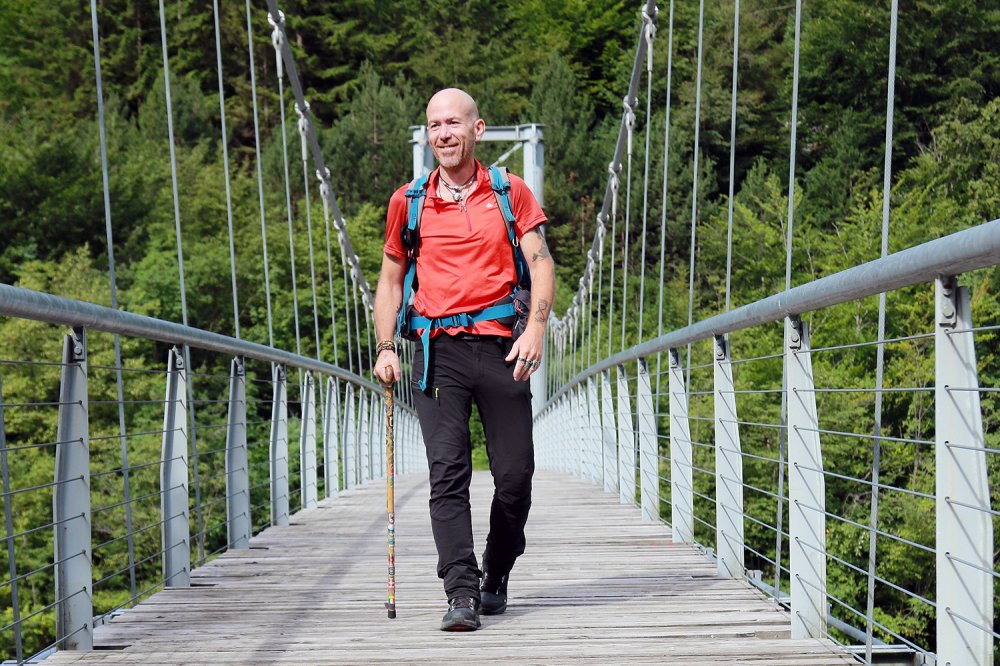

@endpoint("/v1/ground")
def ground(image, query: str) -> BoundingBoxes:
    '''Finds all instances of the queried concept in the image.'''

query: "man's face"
[426,92,484,171]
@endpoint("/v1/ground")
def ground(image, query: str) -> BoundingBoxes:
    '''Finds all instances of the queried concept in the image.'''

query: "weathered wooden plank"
[42,471,854,664]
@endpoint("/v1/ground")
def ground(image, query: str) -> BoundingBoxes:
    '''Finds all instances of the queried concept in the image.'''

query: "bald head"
[426,88,480,123]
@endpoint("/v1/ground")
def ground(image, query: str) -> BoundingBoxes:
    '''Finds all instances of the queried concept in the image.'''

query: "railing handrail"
[0,282,382,393]
[543,216,1000,409]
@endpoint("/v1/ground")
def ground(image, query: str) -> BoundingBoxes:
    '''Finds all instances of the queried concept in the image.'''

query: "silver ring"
[526,360,538,369]
[518,357,527,364]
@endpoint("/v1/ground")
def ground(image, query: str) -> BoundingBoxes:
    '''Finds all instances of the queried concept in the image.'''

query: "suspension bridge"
[1,0,997,664]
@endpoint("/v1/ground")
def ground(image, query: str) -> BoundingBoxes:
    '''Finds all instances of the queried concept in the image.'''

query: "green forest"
[1,0,999,659]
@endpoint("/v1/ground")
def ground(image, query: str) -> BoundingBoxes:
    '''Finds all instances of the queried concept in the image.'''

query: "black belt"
[452,332,507,342]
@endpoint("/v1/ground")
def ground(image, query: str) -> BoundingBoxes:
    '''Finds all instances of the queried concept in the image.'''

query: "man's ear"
[474,118,486,141]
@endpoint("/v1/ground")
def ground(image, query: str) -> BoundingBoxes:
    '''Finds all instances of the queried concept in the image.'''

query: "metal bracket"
[70,326,86,362]
[669,348,680,369]
[234,356,245,377]
[714,335,727,360]
[788,316,803,351]
[938,274,958,328]
[171,346,184,370]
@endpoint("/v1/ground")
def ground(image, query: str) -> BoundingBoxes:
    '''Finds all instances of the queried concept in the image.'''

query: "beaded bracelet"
[376,339,396,354]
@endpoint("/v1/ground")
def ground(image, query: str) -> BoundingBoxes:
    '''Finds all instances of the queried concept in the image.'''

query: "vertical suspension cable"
[270,13,303,374]
[784,0,803,292]
[90,0,136,606]
[319,174,340,365]
[297,105,322,361]
[364,296,374,374]
[339,230,355,375]
[607,169,619,357]
[638,7,656,341]
[213,0,239,339]
[685,0,706,388]
[586,266,594,369]
[775,0,804,602]
[725,0,741,313]
[246,0,275,347]
[297,102,324,490]
[867,1,898,660]
[596,217,606,363]
[158,0,204,564]
[620,100,636,352]
[351,264,364,375]
[655,0,675,406]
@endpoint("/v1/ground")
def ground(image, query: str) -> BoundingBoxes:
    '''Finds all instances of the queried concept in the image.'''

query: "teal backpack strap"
[487,166,530,289]
[397,174,429,337]
[402,167,526,393]
[408,302,516,391]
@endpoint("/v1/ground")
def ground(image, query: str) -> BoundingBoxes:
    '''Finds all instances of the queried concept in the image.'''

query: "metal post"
[578,385,593,482]
[553,397,563,472]
[359,391,370,483]
[935,276,993,666]
[1,375,24,663]
[713,335,744,578]
[225,357,250,549]
[637,359,658,522]
[343,383,356,488]
[54,327,93,649]
[587,376,602,486]
[601,369,617,493]
[323,377,340,497]
[560,399,567,474]
[370,391,380,479]
[300,372,318,509]
[521,124,545,208]
[785,316,825,639]
[567,394,575,475]
[411,125,435,178]
[616,365,635,505]
[668,348,693,542]
[523,123,547,415]
[161,345,191,587]
[270,365,289,526]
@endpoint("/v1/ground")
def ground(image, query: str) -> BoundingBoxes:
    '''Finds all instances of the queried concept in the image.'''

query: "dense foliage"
[0,0,998,659]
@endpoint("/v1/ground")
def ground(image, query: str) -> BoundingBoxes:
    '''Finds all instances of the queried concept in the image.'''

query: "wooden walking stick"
[384,385,397,618]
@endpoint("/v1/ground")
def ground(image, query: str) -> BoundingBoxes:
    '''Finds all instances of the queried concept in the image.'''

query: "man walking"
[373,88,554,631]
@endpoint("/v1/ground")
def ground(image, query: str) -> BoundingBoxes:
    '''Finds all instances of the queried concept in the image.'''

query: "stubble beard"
[433,142,472,172]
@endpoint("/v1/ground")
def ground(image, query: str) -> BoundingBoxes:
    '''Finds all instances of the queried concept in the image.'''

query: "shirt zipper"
[460,199,472,232]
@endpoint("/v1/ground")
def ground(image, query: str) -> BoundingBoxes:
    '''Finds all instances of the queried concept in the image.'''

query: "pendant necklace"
[440,171,477,203]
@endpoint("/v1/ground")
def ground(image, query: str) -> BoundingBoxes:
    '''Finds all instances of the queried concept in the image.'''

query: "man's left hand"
[505,324,544,381]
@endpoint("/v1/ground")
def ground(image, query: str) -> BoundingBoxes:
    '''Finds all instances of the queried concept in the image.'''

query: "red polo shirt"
[384,161,546,338]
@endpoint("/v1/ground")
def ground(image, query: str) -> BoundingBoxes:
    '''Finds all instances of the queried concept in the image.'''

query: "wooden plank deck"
[45,471,855,664]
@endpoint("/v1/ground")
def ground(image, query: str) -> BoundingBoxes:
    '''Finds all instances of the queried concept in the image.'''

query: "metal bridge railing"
[0,297,423,663]
[537,2,998,665]
[537,251,1000,665]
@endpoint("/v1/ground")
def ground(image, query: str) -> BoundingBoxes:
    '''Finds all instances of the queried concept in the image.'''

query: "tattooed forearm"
[530,228,551,262]
[534,298,551,323]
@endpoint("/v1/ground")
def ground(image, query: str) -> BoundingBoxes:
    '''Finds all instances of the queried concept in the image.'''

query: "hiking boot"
[480,571,508,615]
[440,596,480,631]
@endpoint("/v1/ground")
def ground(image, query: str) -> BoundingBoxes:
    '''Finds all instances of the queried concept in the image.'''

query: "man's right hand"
[374,349,401,386]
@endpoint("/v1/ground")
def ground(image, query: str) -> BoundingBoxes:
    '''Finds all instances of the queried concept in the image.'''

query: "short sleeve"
[383,186,408,259]
[509,175,547,239]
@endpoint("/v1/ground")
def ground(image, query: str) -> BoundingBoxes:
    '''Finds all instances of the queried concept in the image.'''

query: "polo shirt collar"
[428,161,487,200]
